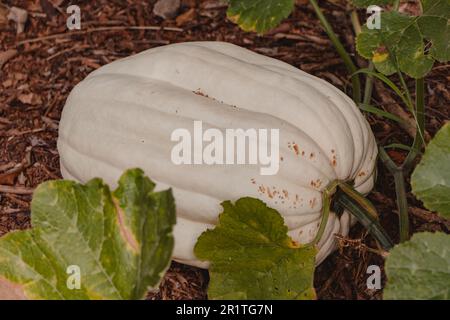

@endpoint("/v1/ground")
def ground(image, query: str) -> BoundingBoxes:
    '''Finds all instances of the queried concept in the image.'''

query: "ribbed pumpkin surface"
[58,42,377,267]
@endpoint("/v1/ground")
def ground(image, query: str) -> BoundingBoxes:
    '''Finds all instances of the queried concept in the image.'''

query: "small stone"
[153,0,181,20]
[18,93,42,106]
[7,7,28,34]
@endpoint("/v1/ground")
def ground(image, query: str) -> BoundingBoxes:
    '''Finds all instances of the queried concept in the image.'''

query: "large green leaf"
[356,1,450,78]
[411,123,450,219]
[351,0,394,7]
[0,169,176,300]
[194,197,316,300]
[384,232,450,300]
[227,0,295,33]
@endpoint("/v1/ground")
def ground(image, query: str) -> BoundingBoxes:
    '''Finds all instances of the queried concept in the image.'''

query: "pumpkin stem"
[334,182,394,250]
[312,180,338,245]
[312,181,394,251]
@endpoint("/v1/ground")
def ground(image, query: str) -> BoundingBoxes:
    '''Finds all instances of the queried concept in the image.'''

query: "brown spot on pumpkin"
[293,144,299,155]
[358,171,366,177]
[310,179,322,188]
[310,152,315,159]
[193,88,223,104]
[193,88,207,97]
[280,156,284,161]
[309,198,317,208]
[331,149,335,153]
[251,178,256,184]
[267,188,273,199]
[282,190,289,198]
[331,155,337,167]
[301,151,305,156]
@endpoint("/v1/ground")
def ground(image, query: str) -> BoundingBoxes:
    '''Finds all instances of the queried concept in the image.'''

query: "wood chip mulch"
[0,0,448,300]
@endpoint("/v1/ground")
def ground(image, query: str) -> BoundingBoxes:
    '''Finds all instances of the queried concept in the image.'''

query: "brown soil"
[0,0,448,300]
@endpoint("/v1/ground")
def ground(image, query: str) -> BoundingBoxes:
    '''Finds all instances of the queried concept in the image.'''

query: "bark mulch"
[0,0,448,300]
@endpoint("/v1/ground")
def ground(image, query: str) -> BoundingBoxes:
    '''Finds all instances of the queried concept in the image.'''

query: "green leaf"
[353,68,413,111]
[0,169,176,300]
[351,0,394,8]
[384,232,450,300]
[359,103,406,123]
[384,143,416,152]
[227,0,295,33]
[411,123,450,219]
[396,23,434,78]
[194,197,317,300]
[356,1,450,78]
[417,0,450,62]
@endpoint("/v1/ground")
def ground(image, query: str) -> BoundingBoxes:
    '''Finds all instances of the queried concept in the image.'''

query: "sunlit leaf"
[384,232,450,300]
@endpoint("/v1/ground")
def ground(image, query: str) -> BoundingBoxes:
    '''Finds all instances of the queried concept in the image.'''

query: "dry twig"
[17,26,184,46]
[0,185,34,195]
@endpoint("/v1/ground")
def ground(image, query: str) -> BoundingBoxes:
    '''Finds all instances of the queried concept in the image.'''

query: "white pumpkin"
[58,41,377,268]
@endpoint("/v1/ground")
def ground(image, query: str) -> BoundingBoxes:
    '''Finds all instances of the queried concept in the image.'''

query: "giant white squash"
[58,41,377,268]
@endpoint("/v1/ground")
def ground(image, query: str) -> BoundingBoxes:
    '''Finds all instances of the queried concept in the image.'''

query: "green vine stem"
[312,181,338,245]
[393,0,401,11]
[396,69,415,116]
[350,10,362,35]
[363,63,375,105]
[404,78,425,170]
[393,169,409,241]
[378,79,425,242]
[312,188,331,245]
[349,10,375,106]
[309,0,361,103]
[378,147,410,242]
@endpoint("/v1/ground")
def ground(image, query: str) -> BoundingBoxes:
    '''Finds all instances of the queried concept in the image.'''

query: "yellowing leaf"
[372,51,389,63]
[0,169,176,300]
[227,0,295,34]
[227,13,240,24]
